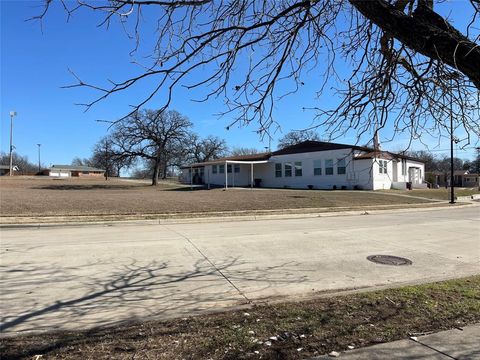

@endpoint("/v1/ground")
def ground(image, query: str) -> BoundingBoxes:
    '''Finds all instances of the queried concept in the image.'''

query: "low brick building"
[49,165,105,178]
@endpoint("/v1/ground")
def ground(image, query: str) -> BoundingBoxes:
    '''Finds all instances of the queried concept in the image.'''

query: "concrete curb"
[0,201,475,229]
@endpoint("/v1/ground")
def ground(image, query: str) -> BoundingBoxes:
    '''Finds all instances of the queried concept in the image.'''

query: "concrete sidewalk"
[314,324,480,359]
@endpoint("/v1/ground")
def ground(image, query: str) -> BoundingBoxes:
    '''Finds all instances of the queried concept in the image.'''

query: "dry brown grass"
[0,177,433,217]
[2,276,479,360]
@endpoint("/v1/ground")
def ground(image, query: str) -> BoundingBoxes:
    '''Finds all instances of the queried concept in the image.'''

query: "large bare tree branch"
[37,0,480,150]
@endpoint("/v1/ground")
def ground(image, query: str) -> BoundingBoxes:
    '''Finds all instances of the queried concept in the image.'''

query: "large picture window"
[285,162,292,177]
[227,164,232,173]
[219,164,225,174]
[337,158,346,175]
[275,163,282,177]
[313,160,322,175]
[295,161,303,176]
[325,159,333,175]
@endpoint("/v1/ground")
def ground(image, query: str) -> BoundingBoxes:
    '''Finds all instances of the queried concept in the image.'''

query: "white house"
[180,141,425,190]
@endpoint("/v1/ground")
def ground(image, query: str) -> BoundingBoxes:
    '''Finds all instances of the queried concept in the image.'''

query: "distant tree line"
[0,152,39,175]
[406,150,480,174]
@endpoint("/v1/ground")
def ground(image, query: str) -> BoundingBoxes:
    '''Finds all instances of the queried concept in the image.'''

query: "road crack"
[161,225,252,304]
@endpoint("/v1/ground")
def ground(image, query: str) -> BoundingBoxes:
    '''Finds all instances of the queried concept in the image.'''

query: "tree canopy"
[277,130,321,149]
[40,0,479,148]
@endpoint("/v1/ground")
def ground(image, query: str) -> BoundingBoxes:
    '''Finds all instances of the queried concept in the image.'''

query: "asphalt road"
[1,205,479,335]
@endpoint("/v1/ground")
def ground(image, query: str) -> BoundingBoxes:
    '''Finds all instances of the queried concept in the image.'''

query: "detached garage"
[49,165,105,178]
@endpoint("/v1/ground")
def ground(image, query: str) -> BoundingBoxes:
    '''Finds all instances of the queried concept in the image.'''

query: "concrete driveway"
[1,206,479,334]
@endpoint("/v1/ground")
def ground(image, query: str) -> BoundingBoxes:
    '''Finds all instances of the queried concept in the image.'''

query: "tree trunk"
[349,0,480,88]
[152,161,161,186]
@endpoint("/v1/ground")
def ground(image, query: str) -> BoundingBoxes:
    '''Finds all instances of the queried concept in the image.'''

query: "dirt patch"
[1,276,479,360]
[0,177,433,217]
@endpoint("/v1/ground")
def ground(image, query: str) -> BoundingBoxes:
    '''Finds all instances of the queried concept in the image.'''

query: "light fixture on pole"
[9,111,17,176]
[37,143,42,173]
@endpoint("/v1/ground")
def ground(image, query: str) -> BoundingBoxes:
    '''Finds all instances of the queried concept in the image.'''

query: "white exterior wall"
[394,159,425,183]
[371,159,394,190]
[180,150,425,191]
[207,164,252,186]
[180,164,253,186]
[254,149,367,190]
[352,159,374,190]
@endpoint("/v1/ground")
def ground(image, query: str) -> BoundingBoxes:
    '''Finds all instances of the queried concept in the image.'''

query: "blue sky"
[1,1,478,167]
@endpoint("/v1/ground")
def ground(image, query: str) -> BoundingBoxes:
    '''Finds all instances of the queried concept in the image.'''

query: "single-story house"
[429,170,479,188]
[49,165,105,178]
[180,141,425,190]
[0,165,18,176]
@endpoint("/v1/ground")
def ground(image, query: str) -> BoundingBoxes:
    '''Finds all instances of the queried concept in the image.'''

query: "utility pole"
[37,144,41,173]
[449,91,455,204]
[9,111,17,176]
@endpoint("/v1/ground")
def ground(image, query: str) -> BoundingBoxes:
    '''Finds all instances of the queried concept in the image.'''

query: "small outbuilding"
[49,165,105,178]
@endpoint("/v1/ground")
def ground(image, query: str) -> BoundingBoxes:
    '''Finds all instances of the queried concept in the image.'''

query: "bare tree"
[38,0,479,148]
[277,130,321,149]
[90,136,133,178]
[0,152,38,175]
[229,147,262,156]
[110,109,192,185]
[186,135,227,163]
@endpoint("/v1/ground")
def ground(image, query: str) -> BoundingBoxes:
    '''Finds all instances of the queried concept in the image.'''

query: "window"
[401,159,407,175]
[285,162,292,177]
[337,158,346,175]
[234,164,240,173]
[212,165,217,174]
[295,161,303,176]
[379,160,388,174]
[325,159,333,175]
[219,164,225,174]
[313,160,322,175]
[227,164,232,173]
[275,163,282,177]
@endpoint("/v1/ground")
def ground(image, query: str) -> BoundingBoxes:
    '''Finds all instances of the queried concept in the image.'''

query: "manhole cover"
[367,255,412,266]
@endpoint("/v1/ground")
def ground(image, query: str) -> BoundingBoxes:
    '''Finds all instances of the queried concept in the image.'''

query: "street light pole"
[449,94,455,204]
[9,111,17,176]
[37,144,42,173]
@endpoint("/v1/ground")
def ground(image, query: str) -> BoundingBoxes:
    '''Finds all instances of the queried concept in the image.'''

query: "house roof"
[354,151,396,160]
[182,153,271,168]
[50,165,105,172]
[272,140,371,156]
[182,140,425,167]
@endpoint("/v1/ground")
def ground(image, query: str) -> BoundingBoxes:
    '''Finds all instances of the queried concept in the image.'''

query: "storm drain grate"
[367,255,413,266]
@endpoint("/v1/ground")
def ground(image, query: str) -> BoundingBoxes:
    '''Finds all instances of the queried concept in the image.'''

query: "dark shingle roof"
[272,141,372,156]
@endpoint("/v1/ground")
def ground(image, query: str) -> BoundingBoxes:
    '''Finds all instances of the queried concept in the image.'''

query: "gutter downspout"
[225,160,228,190]
[250,163,253,189]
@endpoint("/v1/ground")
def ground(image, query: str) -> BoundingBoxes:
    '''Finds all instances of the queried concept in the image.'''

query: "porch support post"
[190,166,193,190]
[250,163,253,189]
[225,161,228,190]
